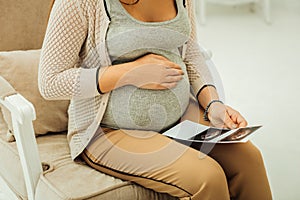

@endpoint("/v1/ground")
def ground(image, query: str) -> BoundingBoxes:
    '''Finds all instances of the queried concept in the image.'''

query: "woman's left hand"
[207,102,248,129]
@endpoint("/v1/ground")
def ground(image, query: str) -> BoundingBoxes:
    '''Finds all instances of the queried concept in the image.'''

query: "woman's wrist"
[203,100,224,121]
[197,85,219,108]
[196,84,216,101]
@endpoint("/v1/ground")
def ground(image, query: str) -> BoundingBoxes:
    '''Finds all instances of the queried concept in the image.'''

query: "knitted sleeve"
[184,0,216,96]
[38,0,99,100]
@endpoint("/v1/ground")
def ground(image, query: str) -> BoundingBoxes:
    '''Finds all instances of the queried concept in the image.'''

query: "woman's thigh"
[82,127,230,199]
[207,142,272,200]
[181,95,272,199]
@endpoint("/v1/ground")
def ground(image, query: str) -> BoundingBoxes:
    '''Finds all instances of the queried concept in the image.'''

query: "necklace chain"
[119,0,140,5]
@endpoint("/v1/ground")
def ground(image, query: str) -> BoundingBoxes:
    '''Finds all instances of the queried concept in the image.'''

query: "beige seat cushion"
[0,130,177,200]
[0,50,69,141]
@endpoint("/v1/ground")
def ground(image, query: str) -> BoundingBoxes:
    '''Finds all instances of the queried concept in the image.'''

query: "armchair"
[0,75,181,200]
[0,1,213,199]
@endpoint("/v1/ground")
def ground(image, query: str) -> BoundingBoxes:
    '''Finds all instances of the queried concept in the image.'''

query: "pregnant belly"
[101,78,190,132]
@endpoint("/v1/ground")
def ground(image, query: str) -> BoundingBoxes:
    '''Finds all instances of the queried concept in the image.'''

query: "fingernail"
[232,124,237,129]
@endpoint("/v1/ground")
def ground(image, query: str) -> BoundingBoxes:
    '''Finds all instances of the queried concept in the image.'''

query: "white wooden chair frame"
[0,94,42,200]
[196,0,271,24]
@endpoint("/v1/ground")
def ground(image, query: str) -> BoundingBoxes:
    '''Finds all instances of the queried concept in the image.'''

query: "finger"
[225,105,238,117]
[238,120,248,128]
[224,113,238,129]
[229,112,238,123]
[141,83,167,90]
[226,106,240,124]
[226,106,247,128]
[166,68,184,76]
[236,115,248,128]
[161,82,177,89]
[164,75,183,83]
[164,61,182,70]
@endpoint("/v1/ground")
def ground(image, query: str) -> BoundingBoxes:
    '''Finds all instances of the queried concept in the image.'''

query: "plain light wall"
[195,0,300,199]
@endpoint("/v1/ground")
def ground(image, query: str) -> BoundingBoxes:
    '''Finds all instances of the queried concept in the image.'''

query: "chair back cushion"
[0,49,69,141]
[0,0,53,51]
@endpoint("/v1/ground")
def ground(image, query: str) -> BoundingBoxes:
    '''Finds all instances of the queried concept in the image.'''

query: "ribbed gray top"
[101,0,191,132]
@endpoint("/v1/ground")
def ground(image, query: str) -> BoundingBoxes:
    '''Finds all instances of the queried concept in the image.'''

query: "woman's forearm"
[197,86,220,109]
[98,62,134,93]
[98,54,184,93]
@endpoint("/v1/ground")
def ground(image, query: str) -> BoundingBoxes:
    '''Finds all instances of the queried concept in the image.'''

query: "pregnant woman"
[39,0,272,199]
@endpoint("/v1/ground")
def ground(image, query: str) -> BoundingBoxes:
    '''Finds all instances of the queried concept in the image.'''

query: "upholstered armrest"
[0,76,42,200]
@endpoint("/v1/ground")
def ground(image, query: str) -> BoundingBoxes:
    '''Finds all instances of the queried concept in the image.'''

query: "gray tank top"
[101,0,191,132]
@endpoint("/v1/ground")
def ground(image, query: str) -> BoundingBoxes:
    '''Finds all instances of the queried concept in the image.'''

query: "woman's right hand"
[126,53,184,90]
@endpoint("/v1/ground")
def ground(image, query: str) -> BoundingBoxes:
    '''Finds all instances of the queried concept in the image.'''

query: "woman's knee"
[177,152,229,198]
[197,158,228,192]
[240,141,265,167]
[210,141,265,169]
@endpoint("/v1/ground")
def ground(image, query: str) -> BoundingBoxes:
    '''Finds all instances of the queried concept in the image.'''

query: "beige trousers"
[81,97,272,200]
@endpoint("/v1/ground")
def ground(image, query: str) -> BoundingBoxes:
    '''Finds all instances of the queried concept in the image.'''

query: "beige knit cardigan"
[38,0,215,160]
